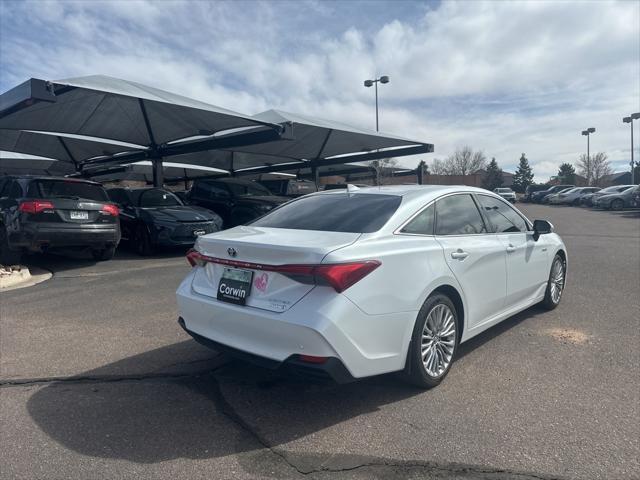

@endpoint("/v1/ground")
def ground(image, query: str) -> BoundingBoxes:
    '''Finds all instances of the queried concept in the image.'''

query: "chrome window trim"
[394,190,534,238]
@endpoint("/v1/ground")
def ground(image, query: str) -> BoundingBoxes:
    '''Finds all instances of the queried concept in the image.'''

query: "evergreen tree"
[482,157,503,190]
[512,153,534,193]
[557,163,576,184]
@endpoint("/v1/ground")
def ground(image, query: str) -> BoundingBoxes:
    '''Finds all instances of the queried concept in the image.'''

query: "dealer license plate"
[70,211,89,220]
[217,267,253,305]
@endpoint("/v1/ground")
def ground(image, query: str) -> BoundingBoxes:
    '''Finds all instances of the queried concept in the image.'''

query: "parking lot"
[1,204,638,480]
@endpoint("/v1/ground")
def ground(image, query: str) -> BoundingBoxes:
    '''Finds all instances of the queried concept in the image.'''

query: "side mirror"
[532,219,553,240]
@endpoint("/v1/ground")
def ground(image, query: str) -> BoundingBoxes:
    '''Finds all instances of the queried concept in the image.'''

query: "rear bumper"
[10,223,120,250]
[176,269,413,380]
[178,317,355,383]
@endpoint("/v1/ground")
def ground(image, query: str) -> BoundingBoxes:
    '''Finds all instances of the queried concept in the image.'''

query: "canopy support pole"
[417,165,424,185]
[138,98,164,187]
[151,158,164,187]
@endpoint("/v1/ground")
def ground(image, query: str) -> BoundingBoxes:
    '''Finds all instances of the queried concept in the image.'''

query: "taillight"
[312,261,381,293]
[101,204,119,216]
[19,201,54,214]
[185,250,380,293]
[186,249,206,267]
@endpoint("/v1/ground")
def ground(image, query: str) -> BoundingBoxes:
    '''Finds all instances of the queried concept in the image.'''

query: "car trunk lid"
[191,226,361,312]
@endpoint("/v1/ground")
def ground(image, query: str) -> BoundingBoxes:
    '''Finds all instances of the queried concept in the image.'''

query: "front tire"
[404,293,459,389]
[541,254,566,310]
[611,199,624,211]
[134,225,154,256]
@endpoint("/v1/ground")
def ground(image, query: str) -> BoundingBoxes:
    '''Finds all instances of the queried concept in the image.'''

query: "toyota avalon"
[176,185,567,388]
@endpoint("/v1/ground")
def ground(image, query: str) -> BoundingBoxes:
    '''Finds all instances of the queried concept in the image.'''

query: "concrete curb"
[0,266,52,292]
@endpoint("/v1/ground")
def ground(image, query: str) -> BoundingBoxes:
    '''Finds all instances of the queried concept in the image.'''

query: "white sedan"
[177,185,567,388]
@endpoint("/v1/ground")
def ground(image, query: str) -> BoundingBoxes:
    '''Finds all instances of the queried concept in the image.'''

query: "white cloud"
[1,0,638,180]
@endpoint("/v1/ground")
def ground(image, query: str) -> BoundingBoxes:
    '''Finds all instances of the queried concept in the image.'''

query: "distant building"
[600,171,632,186]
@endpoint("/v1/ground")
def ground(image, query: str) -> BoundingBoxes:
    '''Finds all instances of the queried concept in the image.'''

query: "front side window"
[476,195,527,233]
[435,194,487,235]
[252,193,402,233]
[401,204,435,235]
[137,189,182,207]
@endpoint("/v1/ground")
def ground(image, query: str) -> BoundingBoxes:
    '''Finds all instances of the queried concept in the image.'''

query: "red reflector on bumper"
[298,355,328,364]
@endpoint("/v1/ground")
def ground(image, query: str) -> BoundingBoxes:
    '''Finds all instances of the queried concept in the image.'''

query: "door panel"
[498,233,549,306]
[434,194,507,328]
[436,235,507,328]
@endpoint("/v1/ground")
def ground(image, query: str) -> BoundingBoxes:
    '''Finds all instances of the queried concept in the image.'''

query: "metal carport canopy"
[0,76,433,183]
[85,108,434,179]
[0,75,284,185]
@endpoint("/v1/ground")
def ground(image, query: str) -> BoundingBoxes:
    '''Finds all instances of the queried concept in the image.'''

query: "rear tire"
[541,254,566,310]
[403,293,459,389]
[611,199,624,211]
[0,228,22,265]
[91,245,116,261]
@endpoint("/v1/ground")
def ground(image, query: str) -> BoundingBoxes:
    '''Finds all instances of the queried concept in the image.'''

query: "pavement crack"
[301,459,567,479]
[0,371,212,388]
[207,373,309,477]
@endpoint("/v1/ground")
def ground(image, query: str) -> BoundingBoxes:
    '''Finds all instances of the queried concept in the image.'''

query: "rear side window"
[435,194,487,235]
[27,180,108,202]
[476,195,527,233]
[401,204,435,235]
[251,193,402,233]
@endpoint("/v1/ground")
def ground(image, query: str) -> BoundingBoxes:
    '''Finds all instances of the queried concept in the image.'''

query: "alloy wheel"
[549,257,565,304]
[421,304,456,377]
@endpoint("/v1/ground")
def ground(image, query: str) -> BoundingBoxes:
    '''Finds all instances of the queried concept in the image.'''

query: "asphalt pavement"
[1,204,638,480]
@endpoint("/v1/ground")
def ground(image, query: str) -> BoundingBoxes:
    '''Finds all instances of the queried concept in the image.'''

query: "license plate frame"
[217,267,253,305]
[70,210,89,220]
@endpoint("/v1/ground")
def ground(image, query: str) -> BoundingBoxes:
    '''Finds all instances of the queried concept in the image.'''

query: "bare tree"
[430,158,448,175]
[591,152,612,186]
[576,153,594,185]
[445,146,487,175]
[368,158,398,185]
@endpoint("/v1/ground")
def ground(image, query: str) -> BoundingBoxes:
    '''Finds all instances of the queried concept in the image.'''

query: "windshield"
[226,182,272,197]
[563,188,579,194]
[495,188,512,193]
[251,193,402,233]
[27,180,108,202]
[136,189,182,207]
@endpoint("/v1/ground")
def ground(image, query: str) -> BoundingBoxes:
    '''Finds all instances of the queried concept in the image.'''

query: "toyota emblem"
[227,247,237,257]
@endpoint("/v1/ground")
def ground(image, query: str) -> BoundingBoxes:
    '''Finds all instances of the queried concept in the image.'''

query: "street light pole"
[364,76,389,132]
[581,127,596,184]
[623,113,640,184]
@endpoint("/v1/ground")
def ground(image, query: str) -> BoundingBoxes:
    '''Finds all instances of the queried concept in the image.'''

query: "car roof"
[315,184,493,199]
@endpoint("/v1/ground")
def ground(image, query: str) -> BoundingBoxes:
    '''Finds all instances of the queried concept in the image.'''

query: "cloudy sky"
[1,0,638,180]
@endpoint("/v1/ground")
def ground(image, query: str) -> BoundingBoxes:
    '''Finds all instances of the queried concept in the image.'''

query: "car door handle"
[506,244,516,253]
[451,249,469,260]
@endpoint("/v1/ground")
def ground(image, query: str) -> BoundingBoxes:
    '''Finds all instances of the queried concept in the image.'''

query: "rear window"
[251,193,402,233]
[27,180,108,202]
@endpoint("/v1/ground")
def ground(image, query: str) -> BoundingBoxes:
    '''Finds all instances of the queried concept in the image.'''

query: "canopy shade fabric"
[0,153,75,176]
[0,75,275,146]
[0,129,143,167]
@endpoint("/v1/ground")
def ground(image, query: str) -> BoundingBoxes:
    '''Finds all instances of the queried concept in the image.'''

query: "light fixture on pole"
[364,75,389,132]
[623,113,640,184]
